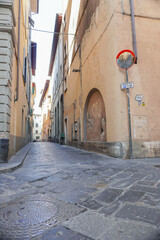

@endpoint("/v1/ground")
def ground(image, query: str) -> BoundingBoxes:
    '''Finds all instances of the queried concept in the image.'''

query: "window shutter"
[23,46,25,78]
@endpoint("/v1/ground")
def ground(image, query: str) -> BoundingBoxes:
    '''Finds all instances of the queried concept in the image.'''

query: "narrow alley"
[1,0,160,239]
[0,143,160,239]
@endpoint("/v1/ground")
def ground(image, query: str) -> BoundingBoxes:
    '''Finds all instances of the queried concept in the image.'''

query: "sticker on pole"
[116,50,136,69]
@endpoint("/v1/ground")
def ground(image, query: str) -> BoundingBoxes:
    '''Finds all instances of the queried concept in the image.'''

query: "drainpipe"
[130,0,137,63]
[62,9,64,137]
[79,44,83,142]
[15,0,21,101]
[73,101,75,139]
[28,27,31,114]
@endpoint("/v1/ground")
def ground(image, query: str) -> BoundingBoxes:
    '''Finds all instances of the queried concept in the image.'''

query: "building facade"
[31,81,36,140]
[39,80,51,141]
[32,113,42,141]
[60,0,160,159]
[48,14,63,143]
[0,0,38,161]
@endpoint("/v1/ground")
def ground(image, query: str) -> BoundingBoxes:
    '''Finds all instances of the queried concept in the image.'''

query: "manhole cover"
[0,194,84,239]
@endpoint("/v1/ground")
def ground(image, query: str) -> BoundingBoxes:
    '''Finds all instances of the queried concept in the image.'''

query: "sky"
[31,0,62,113]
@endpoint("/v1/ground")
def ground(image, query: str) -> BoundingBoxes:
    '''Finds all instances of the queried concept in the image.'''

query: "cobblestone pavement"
[1,143,160,239]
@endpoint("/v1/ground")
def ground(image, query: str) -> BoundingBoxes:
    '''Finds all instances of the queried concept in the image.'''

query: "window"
[22,47,28,84]
[71,124,73,141]
[64,117,68,143]
[74,121,78,140]
[36,130,38,134]
[63,12,67,30]
[78,118,81,142]
[75,38,78,53]
[56,73,58,89]
[36,123,38,128]
[23,56,28,83]
[31,42,37,76]
[60,65,62,80]
[23,47,26,79]
[64,75,67,92]
[30,108,33,116]
[64,41,67,61]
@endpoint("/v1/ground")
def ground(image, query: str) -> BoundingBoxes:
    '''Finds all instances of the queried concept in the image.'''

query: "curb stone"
[0,143,32,173]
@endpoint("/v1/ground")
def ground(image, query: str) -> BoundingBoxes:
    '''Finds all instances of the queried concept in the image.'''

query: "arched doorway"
[84,89,106,141]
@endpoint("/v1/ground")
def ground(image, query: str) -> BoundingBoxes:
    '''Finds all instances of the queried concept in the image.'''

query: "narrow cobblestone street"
[1,143,160,239]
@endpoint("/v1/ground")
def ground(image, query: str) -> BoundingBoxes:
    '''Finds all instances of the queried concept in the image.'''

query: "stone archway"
[84,89,106,141]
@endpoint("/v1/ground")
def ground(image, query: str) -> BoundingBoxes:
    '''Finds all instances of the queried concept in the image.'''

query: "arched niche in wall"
[83,89,106,142]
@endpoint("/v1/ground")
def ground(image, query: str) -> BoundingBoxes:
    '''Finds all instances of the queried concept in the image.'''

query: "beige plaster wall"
[64,0,160,157]
[9,0,30,157]
[115,0,160,143]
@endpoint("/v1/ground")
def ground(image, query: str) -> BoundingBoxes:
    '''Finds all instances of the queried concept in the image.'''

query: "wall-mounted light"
[72,69,80,72]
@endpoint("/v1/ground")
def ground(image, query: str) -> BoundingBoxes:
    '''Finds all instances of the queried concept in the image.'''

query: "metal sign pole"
[126,69,133,159]
[116,49,135,159]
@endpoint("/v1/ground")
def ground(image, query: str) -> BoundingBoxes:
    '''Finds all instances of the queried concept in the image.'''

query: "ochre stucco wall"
[116,0,160,142]
[64,0,160,158]
[9,0,31,157]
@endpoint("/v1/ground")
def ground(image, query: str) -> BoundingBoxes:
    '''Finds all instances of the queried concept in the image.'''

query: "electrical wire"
[26,27,75,36]
[0,22,75,36]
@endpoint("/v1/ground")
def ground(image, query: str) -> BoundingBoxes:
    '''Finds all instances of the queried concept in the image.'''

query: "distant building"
[32,113,42,141]
[48,14,63,143]
[31,82,36,140]
[39,80,51,141]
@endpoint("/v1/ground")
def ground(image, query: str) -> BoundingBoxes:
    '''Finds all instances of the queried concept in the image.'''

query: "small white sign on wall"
[121,82,134,90]
[135,94,144,105]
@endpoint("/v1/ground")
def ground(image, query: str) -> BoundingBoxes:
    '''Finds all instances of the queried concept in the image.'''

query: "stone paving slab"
[136,180,157,187]
[79,198,103,210]
[144,172,160,181]
[94,188,123,204]
[54,191,89,204]
[109,171,133,181]
[141,193,160,207]
[63,210,116,240]
[117,189,145,202]
[100,220,160,240]
[31,225,94,240]
[110,173,146,189]
[115,204,160,226]
[98,202,122,217]
[131,184,160,195]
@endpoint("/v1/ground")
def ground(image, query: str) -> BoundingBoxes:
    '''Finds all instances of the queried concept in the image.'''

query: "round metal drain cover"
[0,194,84,239]
[1,200,57,225]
